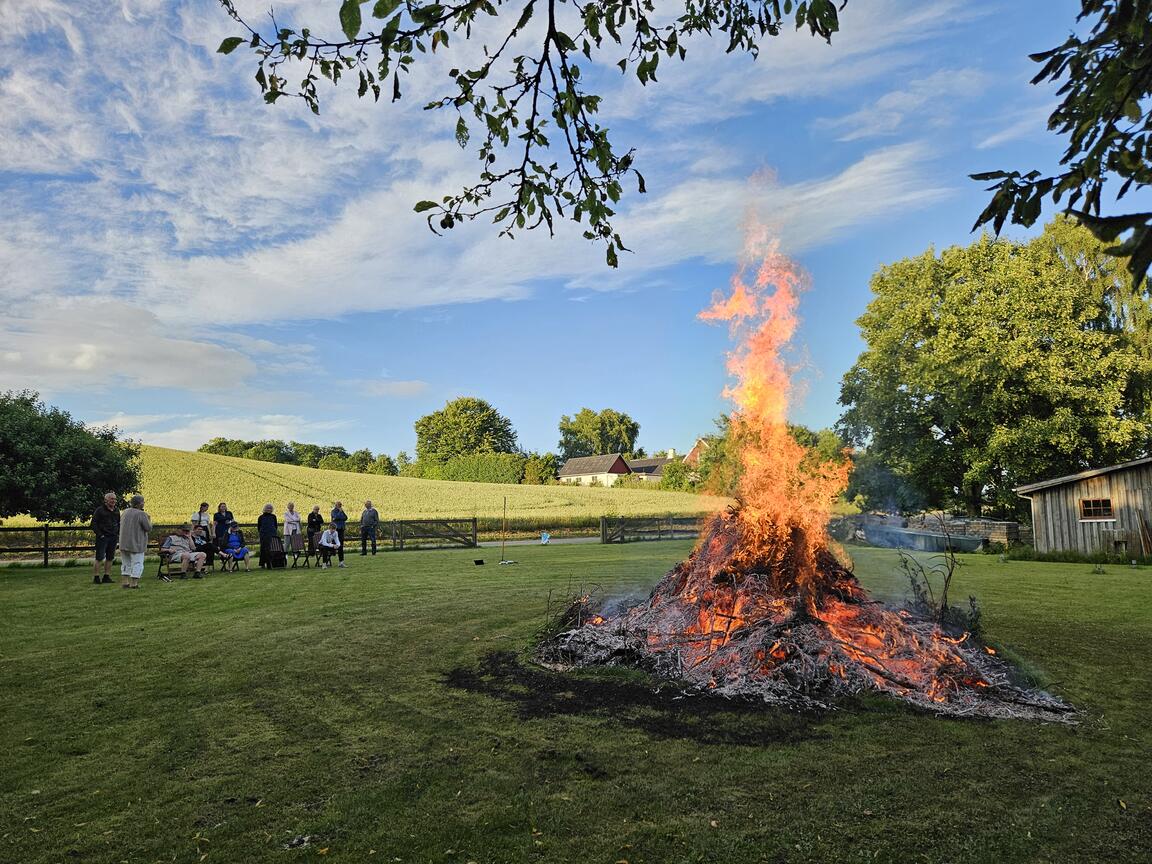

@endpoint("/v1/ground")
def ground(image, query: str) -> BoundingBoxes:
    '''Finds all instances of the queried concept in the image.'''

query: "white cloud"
[976,104,1054,150]
[90,412,351,450]
[604,0,981,126]
[0,300,256,393]
[816,69,988,141]
[0,0,966,337]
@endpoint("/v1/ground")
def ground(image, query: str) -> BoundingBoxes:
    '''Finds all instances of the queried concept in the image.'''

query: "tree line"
[197,400,653,486]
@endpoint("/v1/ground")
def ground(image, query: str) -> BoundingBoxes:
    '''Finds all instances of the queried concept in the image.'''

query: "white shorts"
[121,551,145,579]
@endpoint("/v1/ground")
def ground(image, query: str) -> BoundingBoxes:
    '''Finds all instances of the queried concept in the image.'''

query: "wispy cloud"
[90,412,352,450]
[976,103,1054,149]
[0,300,257,393]
[815,69,988,141]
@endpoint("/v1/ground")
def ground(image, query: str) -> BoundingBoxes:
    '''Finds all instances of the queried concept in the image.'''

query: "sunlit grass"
[2,543,1149,863]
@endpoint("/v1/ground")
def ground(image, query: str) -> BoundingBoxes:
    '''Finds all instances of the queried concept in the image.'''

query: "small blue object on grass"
[540,532,550,545]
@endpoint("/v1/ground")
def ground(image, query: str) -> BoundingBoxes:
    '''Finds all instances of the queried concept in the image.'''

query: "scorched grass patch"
[1,543,1149,863]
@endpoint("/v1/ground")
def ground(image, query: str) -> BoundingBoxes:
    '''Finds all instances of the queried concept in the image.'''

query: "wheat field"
[120,446,727,524]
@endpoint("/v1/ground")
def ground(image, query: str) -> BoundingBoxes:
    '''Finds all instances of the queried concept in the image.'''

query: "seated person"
[221,522,251,571]
[161,524,207,578]
[190,525,216,567]
[317,523,341,569]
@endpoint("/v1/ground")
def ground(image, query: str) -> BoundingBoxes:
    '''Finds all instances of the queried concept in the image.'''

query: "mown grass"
[2,543,1149,863]
[70,446,726,525]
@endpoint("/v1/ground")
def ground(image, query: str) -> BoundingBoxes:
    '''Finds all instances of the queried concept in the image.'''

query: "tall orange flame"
[700,220,850,601]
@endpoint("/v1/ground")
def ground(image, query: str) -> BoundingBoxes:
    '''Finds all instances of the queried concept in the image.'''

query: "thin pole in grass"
[499,496,517,565]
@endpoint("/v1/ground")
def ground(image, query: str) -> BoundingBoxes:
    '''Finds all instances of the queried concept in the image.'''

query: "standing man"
[360,500,380,556]
[118,494,151,590]
[330,501,348,568]
[91,491,120,585]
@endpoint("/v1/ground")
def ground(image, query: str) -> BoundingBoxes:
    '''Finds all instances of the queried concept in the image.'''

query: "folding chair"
[288,532,310,568]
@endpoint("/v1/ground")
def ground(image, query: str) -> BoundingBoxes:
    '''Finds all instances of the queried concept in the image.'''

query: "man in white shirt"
[317,524,341,569]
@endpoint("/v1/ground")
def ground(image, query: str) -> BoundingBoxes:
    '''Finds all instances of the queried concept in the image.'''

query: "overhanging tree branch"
[217,0,846,266]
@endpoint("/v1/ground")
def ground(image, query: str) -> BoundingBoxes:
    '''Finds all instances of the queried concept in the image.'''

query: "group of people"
[90,495,385,587]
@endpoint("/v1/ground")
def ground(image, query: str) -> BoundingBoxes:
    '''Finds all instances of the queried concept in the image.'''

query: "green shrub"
[438,453,526,484]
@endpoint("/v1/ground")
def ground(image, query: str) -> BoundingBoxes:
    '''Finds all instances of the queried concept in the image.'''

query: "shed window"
[1079,498,1114,519]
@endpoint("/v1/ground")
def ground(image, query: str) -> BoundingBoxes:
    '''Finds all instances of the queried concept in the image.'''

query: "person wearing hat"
[161,523,207,578]
[222,521,251,571]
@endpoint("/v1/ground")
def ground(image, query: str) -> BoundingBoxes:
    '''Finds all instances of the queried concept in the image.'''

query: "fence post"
[471,517,478,548]
[600,517,607,544]
[43,524,50,567]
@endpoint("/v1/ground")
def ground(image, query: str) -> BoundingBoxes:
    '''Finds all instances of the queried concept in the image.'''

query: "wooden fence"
[0,518,478,563]
[600,515,703,544]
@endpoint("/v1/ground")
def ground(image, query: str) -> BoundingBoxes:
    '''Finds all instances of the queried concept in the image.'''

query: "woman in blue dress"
[222,522,251,571]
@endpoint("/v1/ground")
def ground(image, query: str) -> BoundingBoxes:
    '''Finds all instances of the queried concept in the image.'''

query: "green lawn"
[2,543,1149,863]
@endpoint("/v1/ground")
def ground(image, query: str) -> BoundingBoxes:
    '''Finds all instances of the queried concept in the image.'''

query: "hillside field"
[113,446,728,525]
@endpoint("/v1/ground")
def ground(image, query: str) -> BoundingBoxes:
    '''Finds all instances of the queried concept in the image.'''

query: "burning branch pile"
[537,221,1073,723]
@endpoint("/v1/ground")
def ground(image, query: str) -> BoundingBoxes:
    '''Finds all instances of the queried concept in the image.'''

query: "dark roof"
[625,457,672,476]
[1014,455,1152,495]
[558,454,630,477]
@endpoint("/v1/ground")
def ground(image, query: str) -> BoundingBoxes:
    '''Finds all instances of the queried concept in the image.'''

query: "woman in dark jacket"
[213,502,234,540]
[306,505,324,552]
[257,503,278,569]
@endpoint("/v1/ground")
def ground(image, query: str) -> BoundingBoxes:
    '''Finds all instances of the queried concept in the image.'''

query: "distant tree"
[318,453,350,471]
[694,415,742,497]
[973,0,1152,286]
[522,452,559,485]
[244,440,294,463]
[414,397,518,462]
[0,391,141,522]
[557,407,640,460]
[659,459,693,491]
[838,220,1152,516]
[370,453,399,476]
[292,441,326,468]
[347,448,375,473]
[395,450,412,473]
[199,437,251,458]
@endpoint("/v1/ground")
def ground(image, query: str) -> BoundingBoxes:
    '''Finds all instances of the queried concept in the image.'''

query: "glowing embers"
[537,511,1074,722]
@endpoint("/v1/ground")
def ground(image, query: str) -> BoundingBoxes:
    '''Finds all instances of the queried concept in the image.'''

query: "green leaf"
[340,0,363,40]
[413,200,439,213]
[372,0,402,18]
[455,116,469,148]
[217,36,245,55]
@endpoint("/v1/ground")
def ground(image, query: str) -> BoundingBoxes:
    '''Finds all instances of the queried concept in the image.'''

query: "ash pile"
[537,511,1074,723]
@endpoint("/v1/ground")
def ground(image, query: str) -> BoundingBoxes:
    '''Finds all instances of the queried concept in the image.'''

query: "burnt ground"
[441,651,844,746]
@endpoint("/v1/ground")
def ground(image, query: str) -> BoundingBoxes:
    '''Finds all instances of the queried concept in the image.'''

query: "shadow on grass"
[442,651,834,747]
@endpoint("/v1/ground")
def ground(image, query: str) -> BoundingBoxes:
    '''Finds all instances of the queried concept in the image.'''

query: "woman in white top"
[283,502,302,538]
[190,502,212,535]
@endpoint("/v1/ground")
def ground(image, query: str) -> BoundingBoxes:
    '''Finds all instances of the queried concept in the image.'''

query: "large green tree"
[0,391,141,522]
[838,218,1152,517]
[216,0,847,266]
[973,0,1152,286]
[415,397,518,462]
[557,407,639,460]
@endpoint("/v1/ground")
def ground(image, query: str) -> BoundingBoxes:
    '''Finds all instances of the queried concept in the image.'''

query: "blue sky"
[0,0,1084,458]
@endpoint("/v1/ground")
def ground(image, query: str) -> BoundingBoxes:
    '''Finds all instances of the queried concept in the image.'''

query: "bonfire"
[538,224,1072,722]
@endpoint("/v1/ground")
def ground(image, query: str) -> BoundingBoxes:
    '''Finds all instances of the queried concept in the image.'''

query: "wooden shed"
[1014,456,1152,555]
